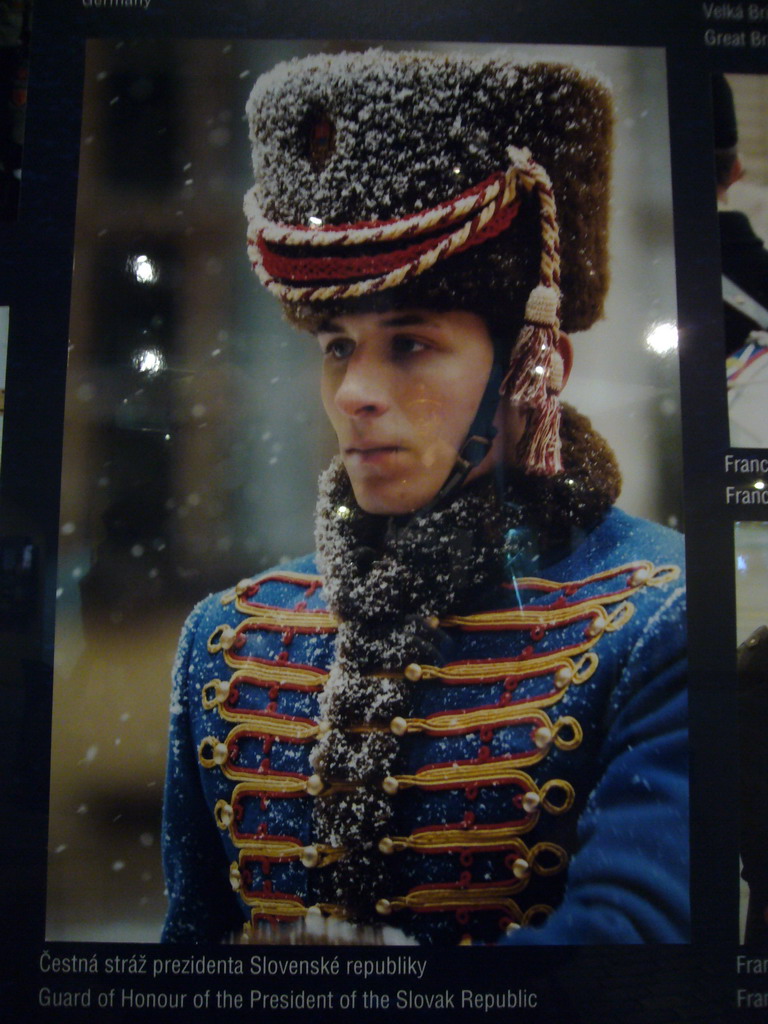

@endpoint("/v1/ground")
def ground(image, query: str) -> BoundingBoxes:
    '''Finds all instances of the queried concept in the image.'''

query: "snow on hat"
[245,50,611,330]
[244,50,613,474]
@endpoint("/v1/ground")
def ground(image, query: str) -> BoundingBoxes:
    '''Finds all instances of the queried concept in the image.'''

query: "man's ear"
[548,331,574,393]
[728,154,745,189]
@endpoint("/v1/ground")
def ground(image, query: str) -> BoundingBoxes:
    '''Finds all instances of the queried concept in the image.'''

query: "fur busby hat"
[244,50,613,474]
[245,50,612,331]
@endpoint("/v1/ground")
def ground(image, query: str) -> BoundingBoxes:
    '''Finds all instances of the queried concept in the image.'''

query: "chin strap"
[419,360,505,515]
[432,146,566,504]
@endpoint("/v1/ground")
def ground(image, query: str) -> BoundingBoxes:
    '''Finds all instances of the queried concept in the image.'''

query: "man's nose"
[334,353,390,417]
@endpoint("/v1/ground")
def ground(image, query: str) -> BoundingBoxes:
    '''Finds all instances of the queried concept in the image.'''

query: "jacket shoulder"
[575,507,685,578]
[176,553,326,665]
[188,553,322,619]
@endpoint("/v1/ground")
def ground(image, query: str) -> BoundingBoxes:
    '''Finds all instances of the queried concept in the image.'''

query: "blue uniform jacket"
[162,507,688,945]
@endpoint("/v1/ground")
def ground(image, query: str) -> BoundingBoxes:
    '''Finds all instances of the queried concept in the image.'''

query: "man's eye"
[323,338,354,359]
[391,335,426,357]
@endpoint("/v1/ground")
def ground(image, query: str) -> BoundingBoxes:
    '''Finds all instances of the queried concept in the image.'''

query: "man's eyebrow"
[315,319,345,335]
[313,311,434,331]
[316,313,432,334]
[380,313,431,328]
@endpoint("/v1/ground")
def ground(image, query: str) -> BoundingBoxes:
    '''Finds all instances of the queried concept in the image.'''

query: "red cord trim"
[257,199,520,284]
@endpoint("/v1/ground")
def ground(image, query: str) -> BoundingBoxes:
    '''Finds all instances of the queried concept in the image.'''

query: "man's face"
[316,309,500,515]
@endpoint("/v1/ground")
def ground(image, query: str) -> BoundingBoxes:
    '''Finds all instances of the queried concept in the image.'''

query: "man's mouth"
[344,443,403,463]
[346,443,401,453]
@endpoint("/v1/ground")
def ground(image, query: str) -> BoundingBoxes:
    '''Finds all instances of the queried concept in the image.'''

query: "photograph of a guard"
[162,50,688,946]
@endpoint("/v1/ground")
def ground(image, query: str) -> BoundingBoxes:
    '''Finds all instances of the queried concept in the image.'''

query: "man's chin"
[348,478,422,518]
[342,456,449,517]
